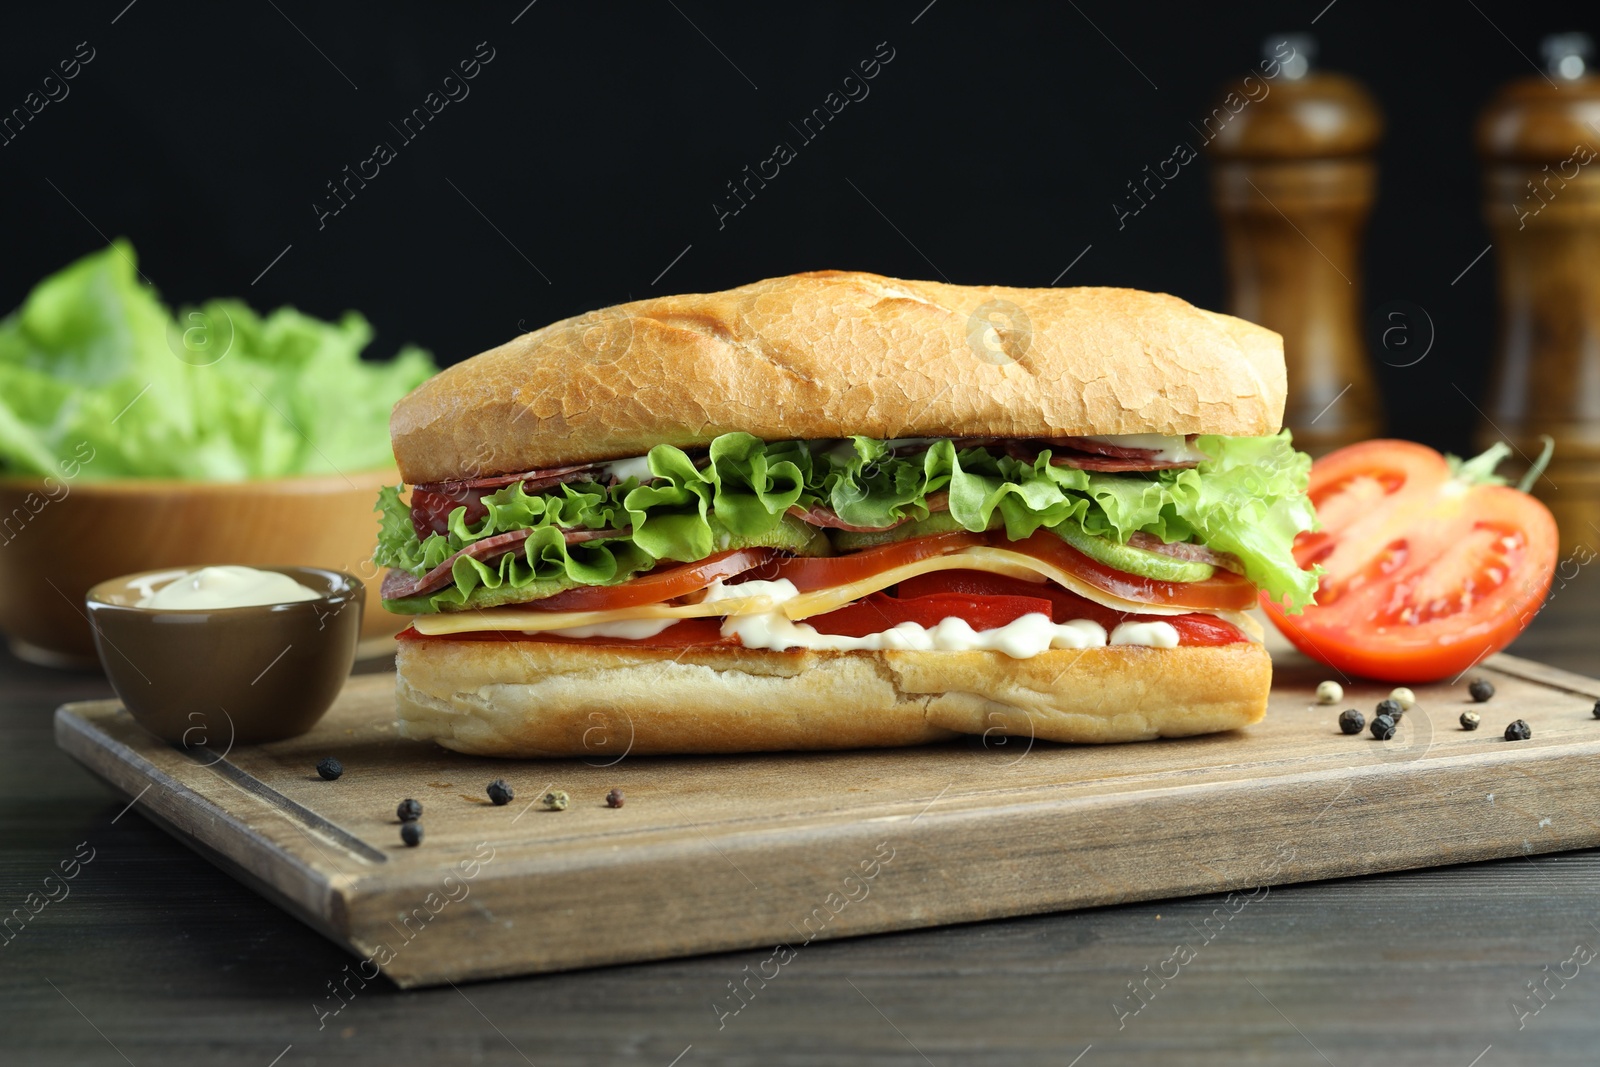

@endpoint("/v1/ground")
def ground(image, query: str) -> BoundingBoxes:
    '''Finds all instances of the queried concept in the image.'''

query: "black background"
[4,1,1596,454]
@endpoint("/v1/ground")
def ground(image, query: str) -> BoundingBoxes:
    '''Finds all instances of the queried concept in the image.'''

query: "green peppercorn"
[1371,714,1397,740]
[1460,711,1481,731]
[486,779,513,806]
[396,798,422,822]
[400,821,423,847]
[1376,697,1404,722]
[542,790,570,811]
[1469,678,1495,703]
[1505,719,1532,742]
[1338,709,1365,735]
[316,757,343,781]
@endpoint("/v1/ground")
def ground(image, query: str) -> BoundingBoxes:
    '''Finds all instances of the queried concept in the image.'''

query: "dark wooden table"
[6,570,1600,1067]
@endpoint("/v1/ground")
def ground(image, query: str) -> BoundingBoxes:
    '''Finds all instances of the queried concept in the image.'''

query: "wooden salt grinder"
[1476,33,1600,551]
[1208,37,1384,456]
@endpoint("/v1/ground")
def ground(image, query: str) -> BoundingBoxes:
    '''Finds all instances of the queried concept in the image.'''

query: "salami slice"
[1127,532,1245,574]
[412,463,602,495]
[382,526,631,599]
[787,492,951,531]
[1006,442,1199,472]
[410,465,621,539]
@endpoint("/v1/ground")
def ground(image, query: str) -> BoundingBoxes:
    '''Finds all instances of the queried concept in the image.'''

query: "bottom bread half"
[394,637,1272,757]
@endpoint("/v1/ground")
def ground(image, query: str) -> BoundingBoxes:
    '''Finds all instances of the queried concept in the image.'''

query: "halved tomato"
[1262,440,1558,682]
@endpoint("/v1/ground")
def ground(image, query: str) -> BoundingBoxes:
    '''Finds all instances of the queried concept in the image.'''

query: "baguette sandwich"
[375,271,1317,757]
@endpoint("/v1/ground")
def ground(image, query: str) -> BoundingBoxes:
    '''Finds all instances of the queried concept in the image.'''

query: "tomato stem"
[1446,442,1512,487]
[1445,437,1555,493]
[1516,436,1555,494]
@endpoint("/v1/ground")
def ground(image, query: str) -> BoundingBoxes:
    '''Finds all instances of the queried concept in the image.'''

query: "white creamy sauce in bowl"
[135,565,323,610]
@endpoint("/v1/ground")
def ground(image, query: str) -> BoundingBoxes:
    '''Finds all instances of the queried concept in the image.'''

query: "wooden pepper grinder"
[1476,33,1600,551]
[1208,35,1385,455]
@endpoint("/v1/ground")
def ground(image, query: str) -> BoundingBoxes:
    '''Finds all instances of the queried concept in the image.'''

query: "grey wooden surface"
[5,568,1600,1066]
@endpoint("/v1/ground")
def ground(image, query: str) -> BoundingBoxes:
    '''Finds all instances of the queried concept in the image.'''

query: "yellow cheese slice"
[777,546,1261,640]
[409,545,1262,642]
[410,595,777,636]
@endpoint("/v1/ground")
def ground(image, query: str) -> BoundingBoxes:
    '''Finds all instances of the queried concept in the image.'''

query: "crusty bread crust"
[391,271,1286,484]
[394,638,1271,757]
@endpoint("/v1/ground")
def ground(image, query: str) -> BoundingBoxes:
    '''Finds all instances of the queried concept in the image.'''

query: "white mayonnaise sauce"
[1108,620,1180,648]
[701,577,799,605]
[545,617,680,640]
[723,611,1114,658]
[1080,433,1210,464]
[549,577,1185,658]
[598,455,654,483]
[135,565,322,610]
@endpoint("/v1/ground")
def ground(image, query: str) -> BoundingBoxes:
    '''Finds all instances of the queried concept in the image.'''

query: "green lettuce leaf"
[373,463,832,613]
[376,431,1319,613]
[0,242,433,479]
[1182,433,1320,610]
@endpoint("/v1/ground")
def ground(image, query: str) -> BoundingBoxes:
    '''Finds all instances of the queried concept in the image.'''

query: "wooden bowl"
[0,470,405,668]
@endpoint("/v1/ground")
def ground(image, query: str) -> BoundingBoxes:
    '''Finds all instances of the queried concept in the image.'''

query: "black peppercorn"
[1468,678,1495,703]
[400,821,423,847]
[316,757,343,781]
[487,779,513,806]
[1370,714,1397,740]
[1505,719,1532,742]
[1338,709,1365,735]
[1460,711,1481,731]
[1375,698,1404,722]
[606,788,625,808]
[397,798,423,822]
[1592,700,1600,719]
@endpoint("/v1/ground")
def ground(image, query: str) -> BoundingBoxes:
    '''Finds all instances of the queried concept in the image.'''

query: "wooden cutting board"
[54,648,1600,988]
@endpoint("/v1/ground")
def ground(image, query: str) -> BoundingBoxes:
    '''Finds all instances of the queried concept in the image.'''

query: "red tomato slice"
[804,592,1054,637]
[759,528,1255,611]
[759,532,986,591]
[898,570,1248,645]
[528,549,778,612]
[1261,439,1558,682]
[998,530,1258,611]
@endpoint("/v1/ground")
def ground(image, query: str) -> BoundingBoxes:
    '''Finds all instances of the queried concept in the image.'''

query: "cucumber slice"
[830,514,1215,584]
[1048,522,1215,583]
[713,513,833,556]
[829,511,996,551]
[824,511,1215,584]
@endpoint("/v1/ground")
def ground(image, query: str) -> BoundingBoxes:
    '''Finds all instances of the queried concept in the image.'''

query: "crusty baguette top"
[390,270,1285,484]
